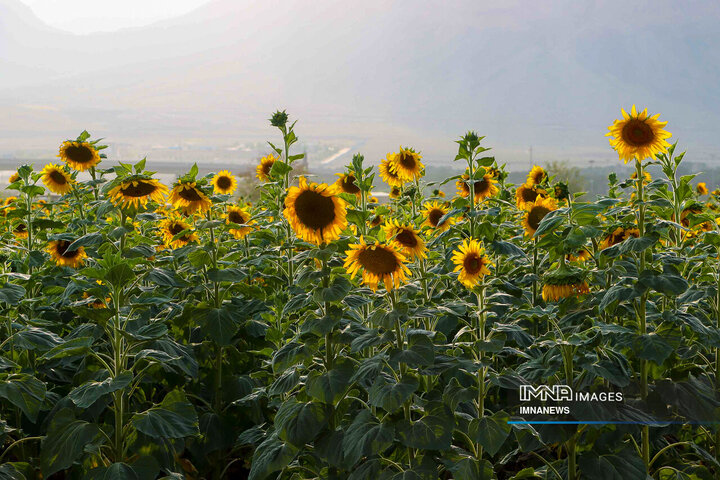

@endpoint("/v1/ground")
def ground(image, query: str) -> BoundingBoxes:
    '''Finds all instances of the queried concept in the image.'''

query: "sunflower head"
[432,188,446,198]
[160,216,198,249]
[515,183,546,209]
[679,204,705,228]
[456,170,499,203]
[522,197,558,236]
[369,214,383,228]
[335,173,362,196]
[606,105,672,163]
[554,183,569,201]
[41,163,75,195]
[169,181,212,214]
[542,266,589,302]
[46,239,87,268]
[13,223,28,239]
[599,226,639,250]
[8,172,20,184]
[697,182,709,196]
[630,171,652,185]
[379,154,405,187]
[389,187,402,199]
[256,154,279,182]
[212,170,238,195]
[422,201,455,233]
[452,239,493,288]
[58,140,102,171]
[283,176,347,245]
[388,147,424,182]
[344,238,410,291]
[383,219,427,260]
[527,166,546,185]
[567,248,591,263]
[225,205,255,239]
[108,175,168,210]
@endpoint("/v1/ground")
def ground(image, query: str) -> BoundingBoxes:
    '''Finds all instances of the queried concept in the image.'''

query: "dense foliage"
[0,109,719,479]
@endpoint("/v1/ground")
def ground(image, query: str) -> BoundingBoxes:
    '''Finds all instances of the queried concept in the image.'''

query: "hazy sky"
[18,0,212,33]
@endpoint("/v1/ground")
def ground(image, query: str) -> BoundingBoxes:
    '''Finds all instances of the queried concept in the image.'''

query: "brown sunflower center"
[528,206,551,230]
[463,253,483,275]
[216,176,232,190]
[49,170,68,185]
[395,229,417,248]
[56,240,80,258]
[357,247,399,275]
[64,145,95,164]
[341,175,360,194]
[370,215,382,226]
[475,178,490,195]
[262,161,274,176]
[520,187,538,203]
[428,208,445,227]
[294,190,336,230]
[120,181,157,198]
[169,222,190,241]
[399,152,416,170]
[15,223,26,233]
[178,186,204,202]
[621,119,654,147]
[228,210,247,224]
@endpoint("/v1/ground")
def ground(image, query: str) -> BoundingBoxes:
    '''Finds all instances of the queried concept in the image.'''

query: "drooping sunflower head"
[335,173,362,196]
[13,223,28,239]
[8,172,20,184]
[383,219,427,260]
[515,183,546,209]
[46,239,87,268]
[455,170,499,203]
[58,141,101,171]
[344,238,410,291]
[256,154,279,182]
[169,181,212,214]
[697,182,709,196]
[212,170,237,195]
[379,154,405,188]
[422,201,455,233]
[527,165,546,185]
[522,197,558,237]
[451,239,493,288]
[225,205,255,239]
[108,176,168,210]
[606,105,672,163]
[679,204,705,228]
[567,248,592,263]
[160,216,198,249]
[389,147,424,182]
[542,266,590,302]
[283,176,347,245]
[41,163,74,195]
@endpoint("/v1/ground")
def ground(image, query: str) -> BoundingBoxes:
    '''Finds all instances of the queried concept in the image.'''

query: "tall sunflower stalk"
[607,105,671,468]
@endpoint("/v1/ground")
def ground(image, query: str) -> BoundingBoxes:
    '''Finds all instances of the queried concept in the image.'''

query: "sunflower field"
[0,107,719,480]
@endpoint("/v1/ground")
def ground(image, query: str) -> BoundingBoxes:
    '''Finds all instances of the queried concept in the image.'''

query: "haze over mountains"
[1,0,719,171]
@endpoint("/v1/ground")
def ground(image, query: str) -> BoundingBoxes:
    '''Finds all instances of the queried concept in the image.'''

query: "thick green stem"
[476,286,486,461]
[635,159,650,468]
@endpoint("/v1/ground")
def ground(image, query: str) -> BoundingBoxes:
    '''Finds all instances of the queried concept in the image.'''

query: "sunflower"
[58,141,101,171]
[389,147,424,182]
[160,216,198,249]
[432,189,446,198]
[678,204,704,228]
[369,214,383,228]
[284,176,347,245]
[542,267,590,302]
[389,187,401,199]
[383,219,427,260]
[522,197,558,236]
[108,177,168,209]
[46,240,87,268]
[368,196,379,204]
[630,171,652,185]
[599,226,639,250]
[41,163,74,195]
[451,239,493,288]
[225,205,255,239]
[527,166,546,185]
[567,248,591,263]
[335,173,361,197]
[697,182,709,195]
[455,171,499,202]
[256,154,278,182]
[515,183,545,209]
[379,154,405,188]
[344,238,410,291]
[606,105,672,163]
[212,170,237,195]
[8,172,19,184]
[82,291,108,309]
[169,181,212,214]
[422,201,455,233]
[13,223,28,239]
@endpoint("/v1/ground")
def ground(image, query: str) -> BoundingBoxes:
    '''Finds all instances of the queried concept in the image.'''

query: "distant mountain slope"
[2,0,720,166]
